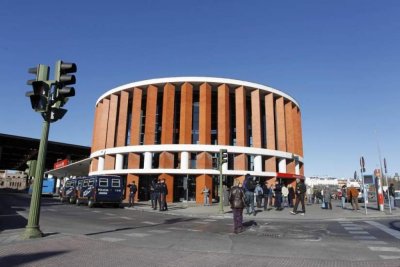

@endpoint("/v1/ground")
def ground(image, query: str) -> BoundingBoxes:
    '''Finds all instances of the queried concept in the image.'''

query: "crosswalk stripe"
[148,230,171,234]
[359,240,388,245]
[364,221,400,239]
[125,233,151,237]
[353,236,376,240]
[99,237,125,242]
[193,221,209,224]
[379,255,400,260]
[348,231,369,235]
[203,219,217,222]
[105,213,116,216]
[368,246,400,252]
[344,227,364,231]
[141,221,158,225]
[120,217,132,220]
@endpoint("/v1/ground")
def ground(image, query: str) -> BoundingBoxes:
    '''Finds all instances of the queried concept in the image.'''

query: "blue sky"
[1,1,399,178]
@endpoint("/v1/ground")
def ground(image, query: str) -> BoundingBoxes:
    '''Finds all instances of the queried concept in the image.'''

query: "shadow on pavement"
[0,250,68,267]
[389,220,400,231]
[85,217,197,236]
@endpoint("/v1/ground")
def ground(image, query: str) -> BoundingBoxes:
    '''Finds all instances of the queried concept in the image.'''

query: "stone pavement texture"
[127,200,400,221]
[1,199,399,267]
[0,234,399,267]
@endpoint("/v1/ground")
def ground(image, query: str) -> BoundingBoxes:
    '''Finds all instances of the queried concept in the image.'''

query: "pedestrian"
[273,181,283,211]
[243,174,256,215]
[255,182,263,208]
[153,179,161,210]
[307,186,313,205]
[127,181,137,207]
[262,182,271,211]
[229,179,246,234]
[323,186,332,210]
[347,185,360,211]
[341,185,347,209]
[202,185,210,206]
[281,183,289,208]
[290,178,306,215]
[159,179,168,211]
[388,183,396,209]
[288,184,295,207]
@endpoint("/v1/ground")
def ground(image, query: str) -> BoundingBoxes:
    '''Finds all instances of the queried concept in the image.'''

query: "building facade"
[90,77,304,203]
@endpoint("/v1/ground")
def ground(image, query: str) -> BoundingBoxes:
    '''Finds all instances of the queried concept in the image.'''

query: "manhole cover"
[259,232,282,238]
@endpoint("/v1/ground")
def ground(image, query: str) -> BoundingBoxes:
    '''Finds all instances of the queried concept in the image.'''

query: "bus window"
[111,179,120,187]
[99,178,108,187]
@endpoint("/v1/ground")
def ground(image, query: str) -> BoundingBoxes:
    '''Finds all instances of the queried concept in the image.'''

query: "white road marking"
[348,231,369,235]
[187,229,201,232]
[105,213,116,216]
[148,230,171,234]
[91,210,101,213]
[338,221,354,224]
[359,240,388,245]
[364,221,400,239]
[141,221,158,225]
[344,227,363,231]
[379,255,400,260]
[167,227,186,231]
[125,233,151,237]
[193,221,209,224]
[368,246,400,252]
[353,236,376,240]
[99,237,125,242]
[120,217,132,220]
[203,219,217,222]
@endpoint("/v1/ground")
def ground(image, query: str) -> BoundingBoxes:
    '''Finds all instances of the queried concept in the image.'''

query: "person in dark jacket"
[388,183,396,209]
[243,174,256,216]
[159,179,168,211]
[153,180,161,210]
[262,182,271,211]
[290,178,306,215]
[127,181,137,207]
[273,181,283,210]
[288,184,295,207]
[229,180,246,234]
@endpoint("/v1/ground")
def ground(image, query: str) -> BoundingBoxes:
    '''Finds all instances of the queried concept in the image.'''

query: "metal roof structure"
[0,133,90,172]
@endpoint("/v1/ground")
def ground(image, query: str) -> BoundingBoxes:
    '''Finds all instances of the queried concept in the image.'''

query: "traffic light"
[26,65,50,112]
[54,60,76,107]
[25,160,37,179]
[219,149,228,170]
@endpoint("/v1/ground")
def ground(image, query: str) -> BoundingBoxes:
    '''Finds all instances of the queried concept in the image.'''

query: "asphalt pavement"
[1,192,400,267]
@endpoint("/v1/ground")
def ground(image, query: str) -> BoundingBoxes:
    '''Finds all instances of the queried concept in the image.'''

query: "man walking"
[159,179,168,211]
[243,174,256,215]
[202,186,210,206]
[281,183,289,208]
[290,178,306,215]
[229,180,246,234]
[347,185,360,211]
[127,181,137,207]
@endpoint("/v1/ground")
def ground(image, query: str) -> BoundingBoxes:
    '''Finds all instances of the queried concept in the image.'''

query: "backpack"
[246,179,256,191]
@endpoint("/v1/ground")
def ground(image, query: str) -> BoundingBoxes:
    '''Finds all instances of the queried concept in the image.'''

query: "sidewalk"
[126,200,400,221]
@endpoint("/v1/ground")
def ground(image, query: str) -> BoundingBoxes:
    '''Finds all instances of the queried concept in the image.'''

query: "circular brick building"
[90,77,304,203]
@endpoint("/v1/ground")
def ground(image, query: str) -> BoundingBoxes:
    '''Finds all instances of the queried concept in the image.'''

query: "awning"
[45,158,91,177]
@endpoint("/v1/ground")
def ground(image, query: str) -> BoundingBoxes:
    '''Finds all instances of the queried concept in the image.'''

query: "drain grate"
[259,232,282,238]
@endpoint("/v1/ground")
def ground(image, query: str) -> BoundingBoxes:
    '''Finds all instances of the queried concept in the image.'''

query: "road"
[1,191,399,266]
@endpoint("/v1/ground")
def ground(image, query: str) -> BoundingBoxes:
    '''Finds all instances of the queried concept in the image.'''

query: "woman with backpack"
[229,179,246,234]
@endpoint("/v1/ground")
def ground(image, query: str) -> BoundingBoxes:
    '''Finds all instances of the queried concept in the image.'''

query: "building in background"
[90,77,304,203]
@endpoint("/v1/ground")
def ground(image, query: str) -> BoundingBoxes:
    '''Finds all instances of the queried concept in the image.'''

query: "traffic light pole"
[219,165,224,214]
[23,108,51,239]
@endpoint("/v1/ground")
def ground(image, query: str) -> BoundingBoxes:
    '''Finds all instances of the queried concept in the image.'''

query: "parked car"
[75,175,124,208]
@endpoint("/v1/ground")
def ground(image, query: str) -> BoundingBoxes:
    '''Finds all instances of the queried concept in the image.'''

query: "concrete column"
[180,151,189,169]
[98,156,105,171]
[115,154,123,170]
[295,161,300,175]
[116,90,129,147]
[278,158,286,173]
[254,155,262,172]
[144,152,152,169]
